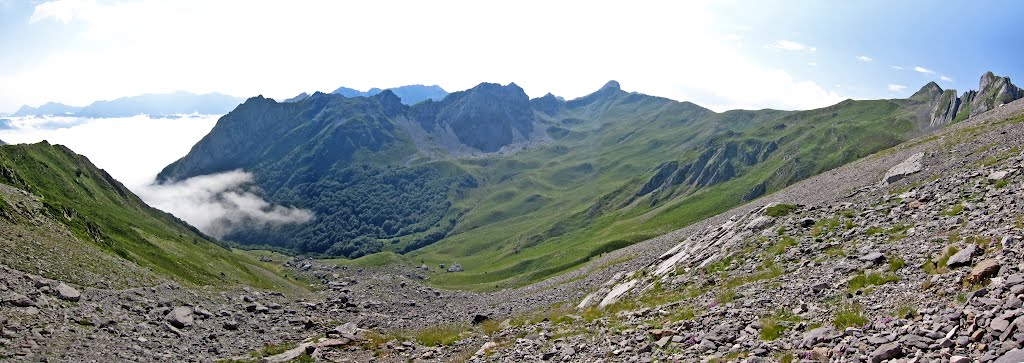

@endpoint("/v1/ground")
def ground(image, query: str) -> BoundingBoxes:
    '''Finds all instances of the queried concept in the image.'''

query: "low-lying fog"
[0,115,314,237]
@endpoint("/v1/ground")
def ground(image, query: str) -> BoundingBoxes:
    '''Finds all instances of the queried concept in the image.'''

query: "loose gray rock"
[946,244,977,268]
[55,282,81,302]
[870,342,903,363]
[5,293,34,307]
[164,307,194,328]
[995,349,1024,363]
[883,152,924,184]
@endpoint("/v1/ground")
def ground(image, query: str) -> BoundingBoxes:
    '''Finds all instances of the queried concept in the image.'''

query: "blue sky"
[0,0,1021,113]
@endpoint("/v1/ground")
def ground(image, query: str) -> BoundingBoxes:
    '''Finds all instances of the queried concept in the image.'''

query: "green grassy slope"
[0,142,305,292]
[410,95,927,290]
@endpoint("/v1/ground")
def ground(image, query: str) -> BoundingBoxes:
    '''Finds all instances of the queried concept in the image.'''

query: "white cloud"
[888,84,907,92]
[891,66,905,70]
[856,56,873,62]
[29,0,95,23]
[136,170,314,238]
[807,62,817,67]
[768,40,816,52]
[940,75,953,82]
[914,66,935,74]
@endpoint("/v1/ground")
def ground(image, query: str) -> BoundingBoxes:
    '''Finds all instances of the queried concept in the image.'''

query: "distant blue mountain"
[11,102,82,117]
[330,84,448,105]
[11,92,244,118]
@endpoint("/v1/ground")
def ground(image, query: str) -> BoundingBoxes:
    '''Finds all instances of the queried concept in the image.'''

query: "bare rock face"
[970,72,1023,117]
[883,152,924,184]
[918,72,1021,126]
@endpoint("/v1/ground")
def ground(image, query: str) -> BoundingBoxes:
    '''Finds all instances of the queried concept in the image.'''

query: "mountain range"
[10,91,244,118]
[157,71,1024,288]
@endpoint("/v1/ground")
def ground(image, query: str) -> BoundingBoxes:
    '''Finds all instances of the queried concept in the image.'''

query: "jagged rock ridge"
[922,72,1022,126]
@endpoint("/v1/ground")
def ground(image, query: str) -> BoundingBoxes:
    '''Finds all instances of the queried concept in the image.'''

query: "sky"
[2,0,1023,114]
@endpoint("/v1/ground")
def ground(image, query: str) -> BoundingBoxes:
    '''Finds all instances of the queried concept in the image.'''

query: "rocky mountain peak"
[910,81,943,102]
[530,92,566,116]
[980,71,998,90]
[970,71,1022,117]
[601,80,621,91]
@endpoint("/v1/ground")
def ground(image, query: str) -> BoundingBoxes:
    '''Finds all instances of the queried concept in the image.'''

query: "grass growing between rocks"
[216,341,302,363]
[415,324,466,347]
[922,246,960,275]
[759,310,802,341]
[811,218,841,237]
[833,304,868,329]
[766,236,797,257]
[765,204,797,217]
[943,204,965,216]
[888,255,907,272]
[848,271,900,292]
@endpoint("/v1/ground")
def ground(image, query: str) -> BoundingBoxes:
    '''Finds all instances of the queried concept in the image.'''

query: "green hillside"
[156,80,959,291]
[412,94,927,290]
[0,142,304,292]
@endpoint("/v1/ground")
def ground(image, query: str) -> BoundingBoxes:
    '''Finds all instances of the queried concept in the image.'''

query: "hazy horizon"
[3,0,1023,114]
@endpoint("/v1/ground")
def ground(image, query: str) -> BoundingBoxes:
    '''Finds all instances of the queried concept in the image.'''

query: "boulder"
[222,320,239,330]
[164,307,194,328]
[5,293,34,307]
[969,259,1002,283]
[55,282,81,302]
[996,349,1024,363]
[447,263,464,273]
[988,170,1011,182]
[869,342,903,363]
[946,244,977,268]
[883,153,924,184]
[858,252,886,264]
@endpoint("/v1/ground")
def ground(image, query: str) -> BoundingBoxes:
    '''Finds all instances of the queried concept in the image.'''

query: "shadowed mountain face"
[159,73,1020,285]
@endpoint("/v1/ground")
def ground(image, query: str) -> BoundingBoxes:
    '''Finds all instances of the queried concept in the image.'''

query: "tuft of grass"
[811,218,840,237]
[253,341,297,359]
[922,246,959,275]
[824,245,846,258]
[765,204,798,217]
[833,304,868,329]
[666,307,696,322]
[848,271,900,292]
[766,236,797,257]
[716,288,738,304]
[995,179,1010,189]
[887,255,906,272]
[759,311,801,341]
[943,204,965,217]
[415,324,465,347]
[777,352,795,363]
[480,319,503,336]
[894,304,917,319]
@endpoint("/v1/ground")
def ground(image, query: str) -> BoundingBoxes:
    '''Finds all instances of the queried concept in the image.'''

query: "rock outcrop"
[922,72,1022,126]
